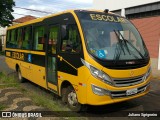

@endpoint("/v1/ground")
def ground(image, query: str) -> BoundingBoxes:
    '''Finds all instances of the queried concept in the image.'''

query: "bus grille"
[110,83,150,98]
[113,75,145,87]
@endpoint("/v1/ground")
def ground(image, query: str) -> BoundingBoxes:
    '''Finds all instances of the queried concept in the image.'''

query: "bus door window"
[48,26,59,54]
[47,56,57,84]
[47,25,59,84]
[33,26,45,51]
[22,27,32,50]
[61,24,81,53]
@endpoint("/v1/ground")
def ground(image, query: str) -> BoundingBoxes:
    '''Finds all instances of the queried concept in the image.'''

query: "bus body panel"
[5,48,47,89]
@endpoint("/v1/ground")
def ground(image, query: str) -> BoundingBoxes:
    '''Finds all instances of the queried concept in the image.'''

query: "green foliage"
[0,0,15,27]
[0,72,19,88]
[0,51,5,55]
[0,104,6,110]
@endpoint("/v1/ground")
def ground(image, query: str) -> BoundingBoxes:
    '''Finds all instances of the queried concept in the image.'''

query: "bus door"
[46,25,59,92]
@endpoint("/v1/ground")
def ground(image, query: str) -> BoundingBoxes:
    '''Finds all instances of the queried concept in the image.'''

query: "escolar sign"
[90,14,126,23]
[12,52,24,61]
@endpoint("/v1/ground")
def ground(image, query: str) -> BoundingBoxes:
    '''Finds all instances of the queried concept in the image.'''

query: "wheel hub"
[68,91,78,106]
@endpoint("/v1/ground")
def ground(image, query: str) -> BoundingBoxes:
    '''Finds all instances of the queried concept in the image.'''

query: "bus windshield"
[77,12,149,61]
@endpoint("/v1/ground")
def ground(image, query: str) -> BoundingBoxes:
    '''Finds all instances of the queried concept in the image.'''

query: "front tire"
[17,68,25,83]
[62,86,82,112]
[67,86,82,111]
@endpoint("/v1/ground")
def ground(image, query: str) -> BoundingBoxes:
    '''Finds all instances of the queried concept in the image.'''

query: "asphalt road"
[0,55,160,120]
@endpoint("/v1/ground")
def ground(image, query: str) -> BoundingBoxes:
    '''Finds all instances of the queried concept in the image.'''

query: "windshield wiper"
[113,42,122,61]
[113,30,125,61]
[117,31,131,55]
[117,31,144,59]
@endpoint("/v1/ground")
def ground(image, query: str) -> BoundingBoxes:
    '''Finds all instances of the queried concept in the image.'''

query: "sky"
[13,0,93,19]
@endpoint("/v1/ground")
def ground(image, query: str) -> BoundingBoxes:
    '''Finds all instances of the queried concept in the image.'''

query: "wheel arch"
[15,64,19,72]
[60,80,73,96]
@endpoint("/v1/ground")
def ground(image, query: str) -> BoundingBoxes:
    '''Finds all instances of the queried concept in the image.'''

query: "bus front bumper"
[86,81,150,105]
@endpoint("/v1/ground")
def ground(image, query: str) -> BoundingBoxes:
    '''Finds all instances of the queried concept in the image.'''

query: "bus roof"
[8,9,73,30]
[7,9,120,30]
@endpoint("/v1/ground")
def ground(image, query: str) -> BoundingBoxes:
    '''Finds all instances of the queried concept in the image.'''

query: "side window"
[33,26,45,51]
[10,29,17,48]
[22,27,32,50]
[48,26,59,54]
[6,31,11,48]
[61,24,81,53]
[17,28,23,48]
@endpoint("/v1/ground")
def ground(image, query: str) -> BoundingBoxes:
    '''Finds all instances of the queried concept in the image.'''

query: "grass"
[0,51,5,56]
[0,72,65,111]
[0,72,20,89]
[0,104,6,111]
[0,72,86,119]
[20,87,84,119]
[22,89,69,111]
[22,90,87,120]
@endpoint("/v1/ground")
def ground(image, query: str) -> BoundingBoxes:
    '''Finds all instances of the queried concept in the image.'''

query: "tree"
[0,0,15,27]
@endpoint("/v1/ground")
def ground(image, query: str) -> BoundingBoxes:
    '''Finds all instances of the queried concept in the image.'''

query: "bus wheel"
[17,68,25,83]
[66,86,82,112]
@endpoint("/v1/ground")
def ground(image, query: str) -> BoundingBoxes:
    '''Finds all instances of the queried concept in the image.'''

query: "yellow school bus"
[5,9,151,111]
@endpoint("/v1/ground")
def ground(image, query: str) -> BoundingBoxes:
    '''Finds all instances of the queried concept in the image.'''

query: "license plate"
[126,88,138,96]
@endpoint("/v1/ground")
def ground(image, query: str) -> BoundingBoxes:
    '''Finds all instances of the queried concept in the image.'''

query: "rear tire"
[17,68,25,83]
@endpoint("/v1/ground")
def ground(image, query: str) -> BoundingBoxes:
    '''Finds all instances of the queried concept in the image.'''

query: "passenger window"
[10,29,17,48]
[6,29,22,49]
[48,26,59,54]
[6,31,11,48]
[22,27,32,50]
[17,28,23,48]
[61,25,81,53]
[33,26,45,51]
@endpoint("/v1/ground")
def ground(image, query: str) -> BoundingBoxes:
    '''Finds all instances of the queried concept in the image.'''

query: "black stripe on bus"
[57,59,78,76]
[5,50,45,67]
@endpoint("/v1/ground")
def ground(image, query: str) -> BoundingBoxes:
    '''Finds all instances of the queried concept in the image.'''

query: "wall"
[158,40,160,70]
[0,27,7,36]
[131,16,160,77]
[131,16,160,58]
[93,0,160,10]
[0,27,7,51]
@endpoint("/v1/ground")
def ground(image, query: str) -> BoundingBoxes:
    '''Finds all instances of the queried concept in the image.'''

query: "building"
[13,15,37,24]
[0,27,7,51]
[0,15,36,51]
[93,0,160,76]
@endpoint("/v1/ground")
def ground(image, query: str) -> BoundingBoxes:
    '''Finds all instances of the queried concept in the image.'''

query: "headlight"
[145,67,151,79]
[143,67,151,81]
[90,66,113,85]
[81,58,114,85]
